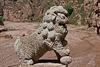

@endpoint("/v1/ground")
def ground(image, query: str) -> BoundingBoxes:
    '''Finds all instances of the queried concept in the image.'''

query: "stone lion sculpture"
[14,6,72,65]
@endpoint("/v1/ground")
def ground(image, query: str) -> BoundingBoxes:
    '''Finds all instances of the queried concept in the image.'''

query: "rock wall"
[84,0,100,27]
[0,7,3,17]
[0,0,17,17]
[2,0,80,22]
[3,3,33,21]
[1,0,100,24]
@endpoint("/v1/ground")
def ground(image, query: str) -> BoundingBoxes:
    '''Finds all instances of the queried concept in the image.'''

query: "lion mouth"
[59,23,66,28]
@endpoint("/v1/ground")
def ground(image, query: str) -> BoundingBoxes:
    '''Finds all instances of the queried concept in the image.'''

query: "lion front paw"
[60,56,72,65]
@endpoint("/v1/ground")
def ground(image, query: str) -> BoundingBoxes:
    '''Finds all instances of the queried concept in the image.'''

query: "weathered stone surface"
[19,63,67,67]
[14,6,71,65]
[0,22,100,67]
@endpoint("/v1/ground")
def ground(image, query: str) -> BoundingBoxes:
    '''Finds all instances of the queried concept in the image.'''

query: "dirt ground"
[0,21,100,67]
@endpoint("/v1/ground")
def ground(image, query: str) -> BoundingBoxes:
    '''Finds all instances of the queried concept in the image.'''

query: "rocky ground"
[0,21,100,67]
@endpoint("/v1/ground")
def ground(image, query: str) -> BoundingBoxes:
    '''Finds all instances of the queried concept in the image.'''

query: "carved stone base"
[19,63,68,67]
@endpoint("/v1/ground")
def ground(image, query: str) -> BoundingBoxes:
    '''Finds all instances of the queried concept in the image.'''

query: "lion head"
[43,6,69,25]
[37,6,69,47]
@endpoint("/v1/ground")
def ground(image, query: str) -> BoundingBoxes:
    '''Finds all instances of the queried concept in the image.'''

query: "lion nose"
[64,17,69,24]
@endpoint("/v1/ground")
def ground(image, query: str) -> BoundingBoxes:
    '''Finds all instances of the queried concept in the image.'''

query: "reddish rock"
[0,22,100,67]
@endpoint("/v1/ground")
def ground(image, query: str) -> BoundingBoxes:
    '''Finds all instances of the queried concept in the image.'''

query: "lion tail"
[14,37,21,53]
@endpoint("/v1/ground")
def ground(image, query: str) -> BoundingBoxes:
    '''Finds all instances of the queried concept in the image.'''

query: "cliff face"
[2,0,84,22]
[0,0,17,17]
[84,0,100,27]
[0,0,100,25]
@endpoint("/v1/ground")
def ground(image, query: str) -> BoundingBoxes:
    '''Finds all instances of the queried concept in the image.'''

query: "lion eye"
[60,16,65,19]
[62,16,65,19]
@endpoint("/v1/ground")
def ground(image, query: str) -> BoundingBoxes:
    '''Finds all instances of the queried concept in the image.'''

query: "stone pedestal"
[19,63,68,67]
